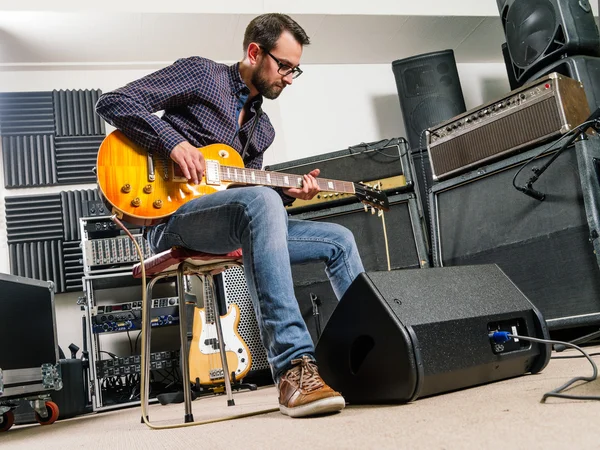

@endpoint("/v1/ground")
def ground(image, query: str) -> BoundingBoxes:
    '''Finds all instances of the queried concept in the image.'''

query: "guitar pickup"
[205,160,221,186]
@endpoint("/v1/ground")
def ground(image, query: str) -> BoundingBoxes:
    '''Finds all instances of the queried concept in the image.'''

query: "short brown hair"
[243,13,310,52]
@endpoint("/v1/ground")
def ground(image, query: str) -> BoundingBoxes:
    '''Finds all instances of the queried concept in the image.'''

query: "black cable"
[552,352,600,360]
[100,350,118,359]
[127,330,133,356]
[502,333,600,402]
[347,138,402,159]
[511,119,599,195]
[134,331,142,354]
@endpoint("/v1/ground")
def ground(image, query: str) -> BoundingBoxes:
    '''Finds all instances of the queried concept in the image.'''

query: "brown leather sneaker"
[278,356,346,418]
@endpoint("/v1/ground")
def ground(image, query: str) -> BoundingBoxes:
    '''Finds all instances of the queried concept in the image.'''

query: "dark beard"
[251,65,284,100]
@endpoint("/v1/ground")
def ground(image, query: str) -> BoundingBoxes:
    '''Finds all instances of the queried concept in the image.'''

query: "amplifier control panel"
[429,80,556,144]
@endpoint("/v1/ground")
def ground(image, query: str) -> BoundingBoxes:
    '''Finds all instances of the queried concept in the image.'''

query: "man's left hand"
[283,168,321,200]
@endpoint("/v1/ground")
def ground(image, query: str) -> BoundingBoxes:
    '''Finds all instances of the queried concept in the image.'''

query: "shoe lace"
[288,356,325,392]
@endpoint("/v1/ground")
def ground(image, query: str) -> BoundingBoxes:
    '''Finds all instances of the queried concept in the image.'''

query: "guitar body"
[96,130,389,226]
[96,130,244,225]
[189,303,252,385]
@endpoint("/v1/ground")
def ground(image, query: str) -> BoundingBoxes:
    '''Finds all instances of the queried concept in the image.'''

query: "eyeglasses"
[260,46,303,79]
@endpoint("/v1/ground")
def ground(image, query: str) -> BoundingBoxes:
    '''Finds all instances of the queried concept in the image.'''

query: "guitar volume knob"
[121,184,132,193]
[153,200,163,209]
[143,184,153,194]
[131,197,141,207]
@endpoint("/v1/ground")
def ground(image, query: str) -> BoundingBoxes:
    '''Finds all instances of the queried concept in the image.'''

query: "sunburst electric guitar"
[96,131,390,226]
[189,278,251,385]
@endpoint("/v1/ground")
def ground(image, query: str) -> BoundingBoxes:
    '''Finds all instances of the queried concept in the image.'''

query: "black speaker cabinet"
[292,193,430,342]
[430,135,600,330]
[410,147,434,250]
[501,42,522,91]
[497,0,600,86]
[525,55,600,113]
[265,138,414,214]
[392,50,466,151]
[315,265,551,403]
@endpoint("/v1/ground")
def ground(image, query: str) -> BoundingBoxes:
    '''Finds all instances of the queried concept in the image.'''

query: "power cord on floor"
[490,331,600,402]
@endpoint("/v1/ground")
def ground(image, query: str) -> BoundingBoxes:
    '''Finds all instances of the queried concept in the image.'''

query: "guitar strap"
[240,108,263,163]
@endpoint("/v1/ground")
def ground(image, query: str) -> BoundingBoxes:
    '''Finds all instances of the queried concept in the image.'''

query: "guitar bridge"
[209,368,225,380]
[205,160,221,186]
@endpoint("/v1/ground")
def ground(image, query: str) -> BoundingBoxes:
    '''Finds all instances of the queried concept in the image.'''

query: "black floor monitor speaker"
[315,265,551,404]
[497,0,600,86]
[292,193,430,342]
[430,135,600,330]
[392,50,466,151]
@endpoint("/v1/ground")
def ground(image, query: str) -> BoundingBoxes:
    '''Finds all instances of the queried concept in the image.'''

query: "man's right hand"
[170,141,205,185]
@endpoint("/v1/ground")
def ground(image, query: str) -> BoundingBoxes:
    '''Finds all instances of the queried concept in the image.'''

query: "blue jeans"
[146,186,364,380]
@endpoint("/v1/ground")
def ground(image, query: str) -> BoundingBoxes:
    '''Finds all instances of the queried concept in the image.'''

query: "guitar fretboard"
[219,165,356,193]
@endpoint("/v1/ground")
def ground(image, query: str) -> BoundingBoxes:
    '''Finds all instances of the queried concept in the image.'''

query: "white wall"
[0,61,510,352]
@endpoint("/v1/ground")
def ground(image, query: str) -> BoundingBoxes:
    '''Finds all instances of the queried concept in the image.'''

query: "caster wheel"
[0,410,15,432]
[35,401,59,425]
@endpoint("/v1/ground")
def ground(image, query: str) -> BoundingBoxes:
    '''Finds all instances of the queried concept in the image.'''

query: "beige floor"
[2,345,600,450]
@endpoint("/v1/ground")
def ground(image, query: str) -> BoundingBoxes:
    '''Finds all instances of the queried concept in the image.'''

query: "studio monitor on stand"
[315,265,551,404]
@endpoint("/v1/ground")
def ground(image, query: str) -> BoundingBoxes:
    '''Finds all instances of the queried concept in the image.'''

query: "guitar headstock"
[354,183,389,213]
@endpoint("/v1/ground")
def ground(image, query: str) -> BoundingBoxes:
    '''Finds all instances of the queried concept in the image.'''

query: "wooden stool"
[132,246,243,423]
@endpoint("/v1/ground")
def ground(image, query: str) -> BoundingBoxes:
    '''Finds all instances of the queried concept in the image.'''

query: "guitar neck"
[219,165,356,194]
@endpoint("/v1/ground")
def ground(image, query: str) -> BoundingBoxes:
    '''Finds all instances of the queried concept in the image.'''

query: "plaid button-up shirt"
[95,57,275,170]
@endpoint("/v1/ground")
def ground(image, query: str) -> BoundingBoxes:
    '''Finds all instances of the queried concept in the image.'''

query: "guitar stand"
[157,373,258,406]
[192,372,257,403]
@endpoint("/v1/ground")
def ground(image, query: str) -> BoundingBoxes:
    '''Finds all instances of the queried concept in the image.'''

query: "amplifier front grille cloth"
[430,98,562,177]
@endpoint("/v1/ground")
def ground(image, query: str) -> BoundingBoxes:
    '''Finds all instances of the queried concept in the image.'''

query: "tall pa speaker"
[497,0,600,87]
[392,50,467,151]
[430,135,600,330]
[315,265,551,403]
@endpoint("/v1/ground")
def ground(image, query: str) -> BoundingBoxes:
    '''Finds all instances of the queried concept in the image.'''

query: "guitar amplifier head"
[426,73,591,181]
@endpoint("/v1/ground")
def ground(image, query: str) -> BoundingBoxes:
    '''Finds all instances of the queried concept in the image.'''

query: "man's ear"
[247,43,261,66]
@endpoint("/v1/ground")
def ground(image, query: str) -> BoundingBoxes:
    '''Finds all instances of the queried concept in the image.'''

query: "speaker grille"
[432,141,600,327]
[392,50,466,150]
[220,266,269,373]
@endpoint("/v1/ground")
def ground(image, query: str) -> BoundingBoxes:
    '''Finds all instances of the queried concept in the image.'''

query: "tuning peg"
[364,204,368,212]
[371,206,376,215]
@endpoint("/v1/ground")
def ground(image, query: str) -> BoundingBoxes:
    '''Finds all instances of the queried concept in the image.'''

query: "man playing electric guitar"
[96,13,365,418]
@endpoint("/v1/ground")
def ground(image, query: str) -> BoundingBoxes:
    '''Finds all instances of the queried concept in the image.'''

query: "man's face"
[252,30,303,100]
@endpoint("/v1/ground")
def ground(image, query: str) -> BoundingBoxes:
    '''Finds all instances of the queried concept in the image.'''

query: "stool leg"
[176,266,194,423]
[208,275,235,406]
[141,275,161,422]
